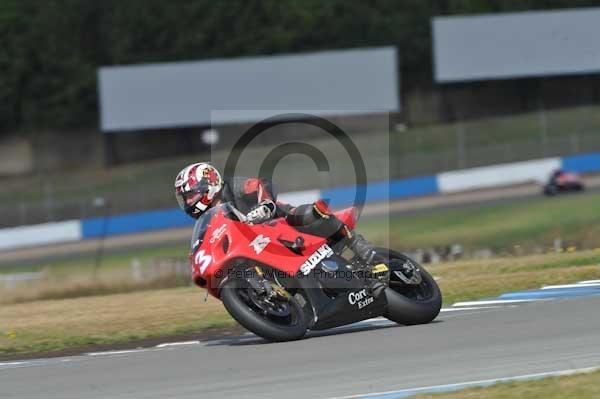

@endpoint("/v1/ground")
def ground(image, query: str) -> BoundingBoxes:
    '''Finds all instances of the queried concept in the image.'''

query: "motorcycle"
[189,202,442,342]
[543,170,585,196]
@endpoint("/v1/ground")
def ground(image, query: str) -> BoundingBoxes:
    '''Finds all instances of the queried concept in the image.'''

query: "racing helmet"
[174,163,223,218]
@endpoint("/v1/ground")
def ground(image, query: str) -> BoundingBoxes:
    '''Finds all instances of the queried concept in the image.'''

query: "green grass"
[0,287,235,355]
[360,191,600,253]
[1,250,599,355]
[429,250,600,305]
[0,243,190,304]
[0,242,188,275]
[414,369,600,399]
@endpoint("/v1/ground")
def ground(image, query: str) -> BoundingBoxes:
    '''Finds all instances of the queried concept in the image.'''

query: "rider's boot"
[309,200,377,266]
[309,200,387,297]
[348,232,376,266]
[346,229,386,297]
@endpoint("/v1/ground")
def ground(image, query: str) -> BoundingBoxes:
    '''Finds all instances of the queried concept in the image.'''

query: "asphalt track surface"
[2,296,599,399]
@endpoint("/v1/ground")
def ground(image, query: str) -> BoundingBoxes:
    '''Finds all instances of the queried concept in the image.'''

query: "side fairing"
[191,215,328,293]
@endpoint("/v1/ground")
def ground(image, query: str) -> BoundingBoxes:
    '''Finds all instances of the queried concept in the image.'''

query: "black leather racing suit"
[219,177,342,238]
[219,177,380,290]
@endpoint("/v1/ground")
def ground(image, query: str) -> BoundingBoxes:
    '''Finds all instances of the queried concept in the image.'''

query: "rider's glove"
[245,199,276,224]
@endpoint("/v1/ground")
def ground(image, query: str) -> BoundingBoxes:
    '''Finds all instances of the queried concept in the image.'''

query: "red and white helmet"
[174,163,223,218]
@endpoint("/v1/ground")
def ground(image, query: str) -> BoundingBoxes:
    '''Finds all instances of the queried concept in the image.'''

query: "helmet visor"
[175,179,210,212]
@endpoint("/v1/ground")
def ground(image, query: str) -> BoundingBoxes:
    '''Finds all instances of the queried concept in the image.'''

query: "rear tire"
[377,249,442,325]
[221,278,307,342]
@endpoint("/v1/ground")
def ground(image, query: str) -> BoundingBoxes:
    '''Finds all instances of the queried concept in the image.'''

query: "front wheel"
[376,249,442,325]
[220,277,307,342]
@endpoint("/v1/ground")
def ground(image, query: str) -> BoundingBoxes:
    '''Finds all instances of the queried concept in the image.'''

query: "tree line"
[1,0,595,132]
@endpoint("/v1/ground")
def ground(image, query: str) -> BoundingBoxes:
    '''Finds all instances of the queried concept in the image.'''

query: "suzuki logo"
[299,244,333,275]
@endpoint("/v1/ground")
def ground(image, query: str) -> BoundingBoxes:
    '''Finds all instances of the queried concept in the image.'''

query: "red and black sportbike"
[189,202,442,341]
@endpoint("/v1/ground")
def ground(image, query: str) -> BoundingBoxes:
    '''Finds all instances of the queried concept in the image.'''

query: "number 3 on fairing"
[194,250,212,275]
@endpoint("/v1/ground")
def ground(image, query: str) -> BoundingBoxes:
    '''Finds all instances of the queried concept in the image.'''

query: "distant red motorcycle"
[543,169,585,196]
[189,202,442,341]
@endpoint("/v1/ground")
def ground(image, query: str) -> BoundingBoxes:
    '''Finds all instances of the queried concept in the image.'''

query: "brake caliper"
[394,260,422,285]
[254,266,290,301]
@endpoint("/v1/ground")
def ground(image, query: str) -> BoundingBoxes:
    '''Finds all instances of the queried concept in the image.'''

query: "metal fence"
[2,130,599,228]
[392,132,600,178]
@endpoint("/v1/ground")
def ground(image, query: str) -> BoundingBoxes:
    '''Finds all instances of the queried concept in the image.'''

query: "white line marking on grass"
[325,365,600,399]
[578,280,600,284]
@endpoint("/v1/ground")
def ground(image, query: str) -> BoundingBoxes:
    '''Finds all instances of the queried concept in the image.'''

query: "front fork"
[249,266,292,301]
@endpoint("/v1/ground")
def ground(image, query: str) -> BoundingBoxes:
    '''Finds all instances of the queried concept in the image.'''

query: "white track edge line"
[452,298,543,307]
[541,283,600,290]
[155,341,200,348]
[86,349,151,356]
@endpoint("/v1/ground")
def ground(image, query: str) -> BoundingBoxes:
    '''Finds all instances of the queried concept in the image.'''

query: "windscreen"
[190,206,220,250]
[190,203,241,250]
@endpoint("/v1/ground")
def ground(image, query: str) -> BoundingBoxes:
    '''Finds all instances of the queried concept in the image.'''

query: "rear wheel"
[375,248,442,325]
[220,277,307,342]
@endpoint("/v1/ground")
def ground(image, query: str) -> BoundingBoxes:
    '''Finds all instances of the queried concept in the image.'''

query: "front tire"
[221,278,307,342]
[377,249,442,325]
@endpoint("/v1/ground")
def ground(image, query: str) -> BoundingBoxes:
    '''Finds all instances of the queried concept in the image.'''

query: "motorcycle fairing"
[190,204,358,297]
[295,255,388,330]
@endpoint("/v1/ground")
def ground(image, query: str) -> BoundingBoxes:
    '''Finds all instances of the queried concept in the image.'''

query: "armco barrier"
[321,175,439,208]
[81,208,194,239]
[437,157,562,194]
[562,153,600,173]
[0,220,81,251]
[2,152,600,251]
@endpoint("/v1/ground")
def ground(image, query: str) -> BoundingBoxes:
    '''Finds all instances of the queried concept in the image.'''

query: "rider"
[174,162,377,267]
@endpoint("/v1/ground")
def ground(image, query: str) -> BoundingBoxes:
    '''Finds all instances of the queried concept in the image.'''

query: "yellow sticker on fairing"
[372,263,389,273]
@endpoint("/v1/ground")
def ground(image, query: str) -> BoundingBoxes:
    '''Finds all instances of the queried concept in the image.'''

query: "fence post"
[456,124,466,169]
[504,142,512,163]
[19,202,27,226]
[538,104,548,157]
[43,179,55,222]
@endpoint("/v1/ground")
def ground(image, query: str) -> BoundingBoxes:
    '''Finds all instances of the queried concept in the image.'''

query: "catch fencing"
[1,130,600,228]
